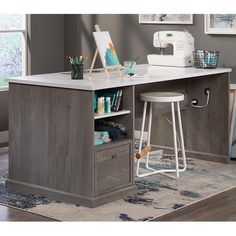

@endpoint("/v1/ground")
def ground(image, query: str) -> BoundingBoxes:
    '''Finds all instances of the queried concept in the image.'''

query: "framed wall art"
[205,14,236,34]
[139,14,193,24]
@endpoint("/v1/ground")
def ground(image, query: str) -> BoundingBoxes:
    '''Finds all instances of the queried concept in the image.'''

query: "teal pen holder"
[124,61,136,75]
[71,64,83,79]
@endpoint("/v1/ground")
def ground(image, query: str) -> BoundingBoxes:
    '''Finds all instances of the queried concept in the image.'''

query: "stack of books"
[95,89,123,112]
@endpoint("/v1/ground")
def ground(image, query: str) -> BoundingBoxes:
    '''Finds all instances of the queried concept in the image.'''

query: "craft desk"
[6,64,231,207]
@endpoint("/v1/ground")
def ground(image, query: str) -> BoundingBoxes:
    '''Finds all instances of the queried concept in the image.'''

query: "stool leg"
[177,101,187,171]
[146,102,153,168]
[171,102,179,179]
[137,101,147,177]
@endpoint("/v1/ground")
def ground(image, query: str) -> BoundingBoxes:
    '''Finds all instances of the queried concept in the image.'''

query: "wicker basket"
[193,50,220,69]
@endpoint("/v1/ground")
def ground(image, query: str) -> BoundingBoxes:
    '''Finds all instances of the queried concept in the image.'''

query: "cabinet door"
[95,142,132,196]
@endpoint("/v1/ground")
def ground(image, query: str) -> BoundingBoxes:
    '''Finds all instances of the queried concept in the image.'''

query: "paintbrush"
[130,55,140,68]
[82,56,88,64]
[67,56,88,65]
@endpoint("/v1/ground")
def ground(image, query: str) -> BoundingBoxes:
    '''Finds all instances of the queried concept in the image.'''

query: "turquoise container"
[124,61,136,75]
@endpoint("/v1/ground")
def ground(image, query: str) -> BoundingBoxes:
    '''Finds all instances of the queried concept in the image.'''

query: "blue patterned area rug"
[1,151,236,221]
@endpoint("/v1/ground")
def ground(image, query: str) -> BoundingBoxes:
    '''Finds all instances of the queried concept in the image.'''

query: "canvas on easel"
[89,25,122,78]
[93,31,120,68]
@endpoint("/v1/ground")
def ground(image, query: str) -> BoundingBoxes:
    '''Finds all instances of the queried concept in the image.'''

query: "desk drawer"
[95,140,132,196]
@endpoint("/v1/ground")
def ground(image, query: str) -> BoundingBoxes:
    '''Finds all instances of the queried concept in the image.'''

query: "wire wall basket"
[193,50,220,69]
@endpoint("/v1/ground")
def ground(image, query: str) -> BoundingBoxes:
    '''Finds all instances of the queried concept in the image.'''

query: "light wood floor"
[0,204,57,221]
[151,186,236,221]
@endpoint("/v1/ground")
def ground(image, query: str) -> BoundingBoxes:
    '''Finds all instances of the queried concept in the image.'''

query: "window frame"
[0,14,29,76]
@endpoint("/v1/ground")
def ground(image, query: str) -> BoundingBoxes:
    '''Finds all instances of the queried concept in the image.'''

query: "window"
[0,14,28,88]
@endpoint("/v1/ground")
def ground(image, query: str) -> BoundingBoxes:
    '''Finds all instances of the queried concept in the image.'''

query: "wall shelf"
[94,110,130,120]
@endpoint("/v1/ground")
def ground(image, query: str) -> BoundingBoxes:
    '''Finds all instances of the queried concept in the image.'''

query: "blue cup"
[124,61,136,75]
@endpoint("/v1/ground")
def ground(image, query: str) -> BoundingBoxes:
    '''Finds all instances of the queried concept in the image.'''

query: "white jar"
[97,97,105,115]
[105,97,111,113]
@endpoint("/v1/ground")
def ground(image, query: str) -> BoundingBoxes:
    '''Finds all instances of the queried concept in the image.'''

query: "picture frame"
[205,14,236,34]
[139,14,193,25]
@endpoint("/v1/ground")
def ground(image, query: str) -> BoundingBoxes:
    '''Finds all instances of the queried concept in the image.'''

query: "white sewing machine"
[147,31,195,67]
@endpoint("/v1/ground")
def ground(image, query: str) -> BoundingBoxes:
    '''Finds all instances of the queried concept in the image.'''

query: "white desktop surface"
[0,87,8,91]
[6,64,232,91]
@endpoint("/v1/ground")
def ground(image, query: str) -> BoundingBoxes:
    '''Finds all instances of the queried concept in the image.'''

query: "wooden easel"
[89,24,122,79]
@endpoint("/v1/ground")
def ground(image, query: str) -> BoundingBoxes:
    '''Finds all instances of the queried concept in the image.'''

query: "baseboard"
[151,144,228,163]
[6,179,138,208]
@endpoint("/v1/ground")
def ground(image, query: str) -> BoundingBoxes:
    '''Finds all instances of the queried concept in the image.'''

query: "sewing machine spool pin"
[160,48,165,55]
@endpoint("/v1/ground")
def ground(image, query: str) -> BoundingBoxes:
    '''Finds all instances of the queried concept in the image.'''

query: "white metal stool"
[136,92,187,179]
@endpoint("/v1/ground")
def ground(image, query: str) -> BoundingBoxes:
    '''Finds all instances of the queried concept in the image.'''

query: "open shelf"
[94,110,130,120]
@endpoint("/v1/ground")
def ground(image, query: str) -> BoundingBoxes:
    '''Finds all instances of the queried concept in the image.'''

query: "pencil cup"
[124,60,136,75]
[71,64,83,80]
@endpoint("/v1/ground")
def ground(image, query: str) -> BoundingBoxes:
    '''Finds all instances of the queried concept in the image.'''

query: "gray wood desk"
[6,64,231,207]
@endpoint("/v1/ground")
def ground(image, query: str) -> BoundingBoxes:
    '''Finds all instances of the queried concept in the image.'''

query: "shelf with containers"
[93,86,134,145]
[94,88,131,119]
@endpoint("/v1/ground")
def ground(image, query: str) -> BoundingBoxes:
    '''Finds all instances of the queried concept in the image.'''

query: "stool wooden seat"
[136,92,187,179]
